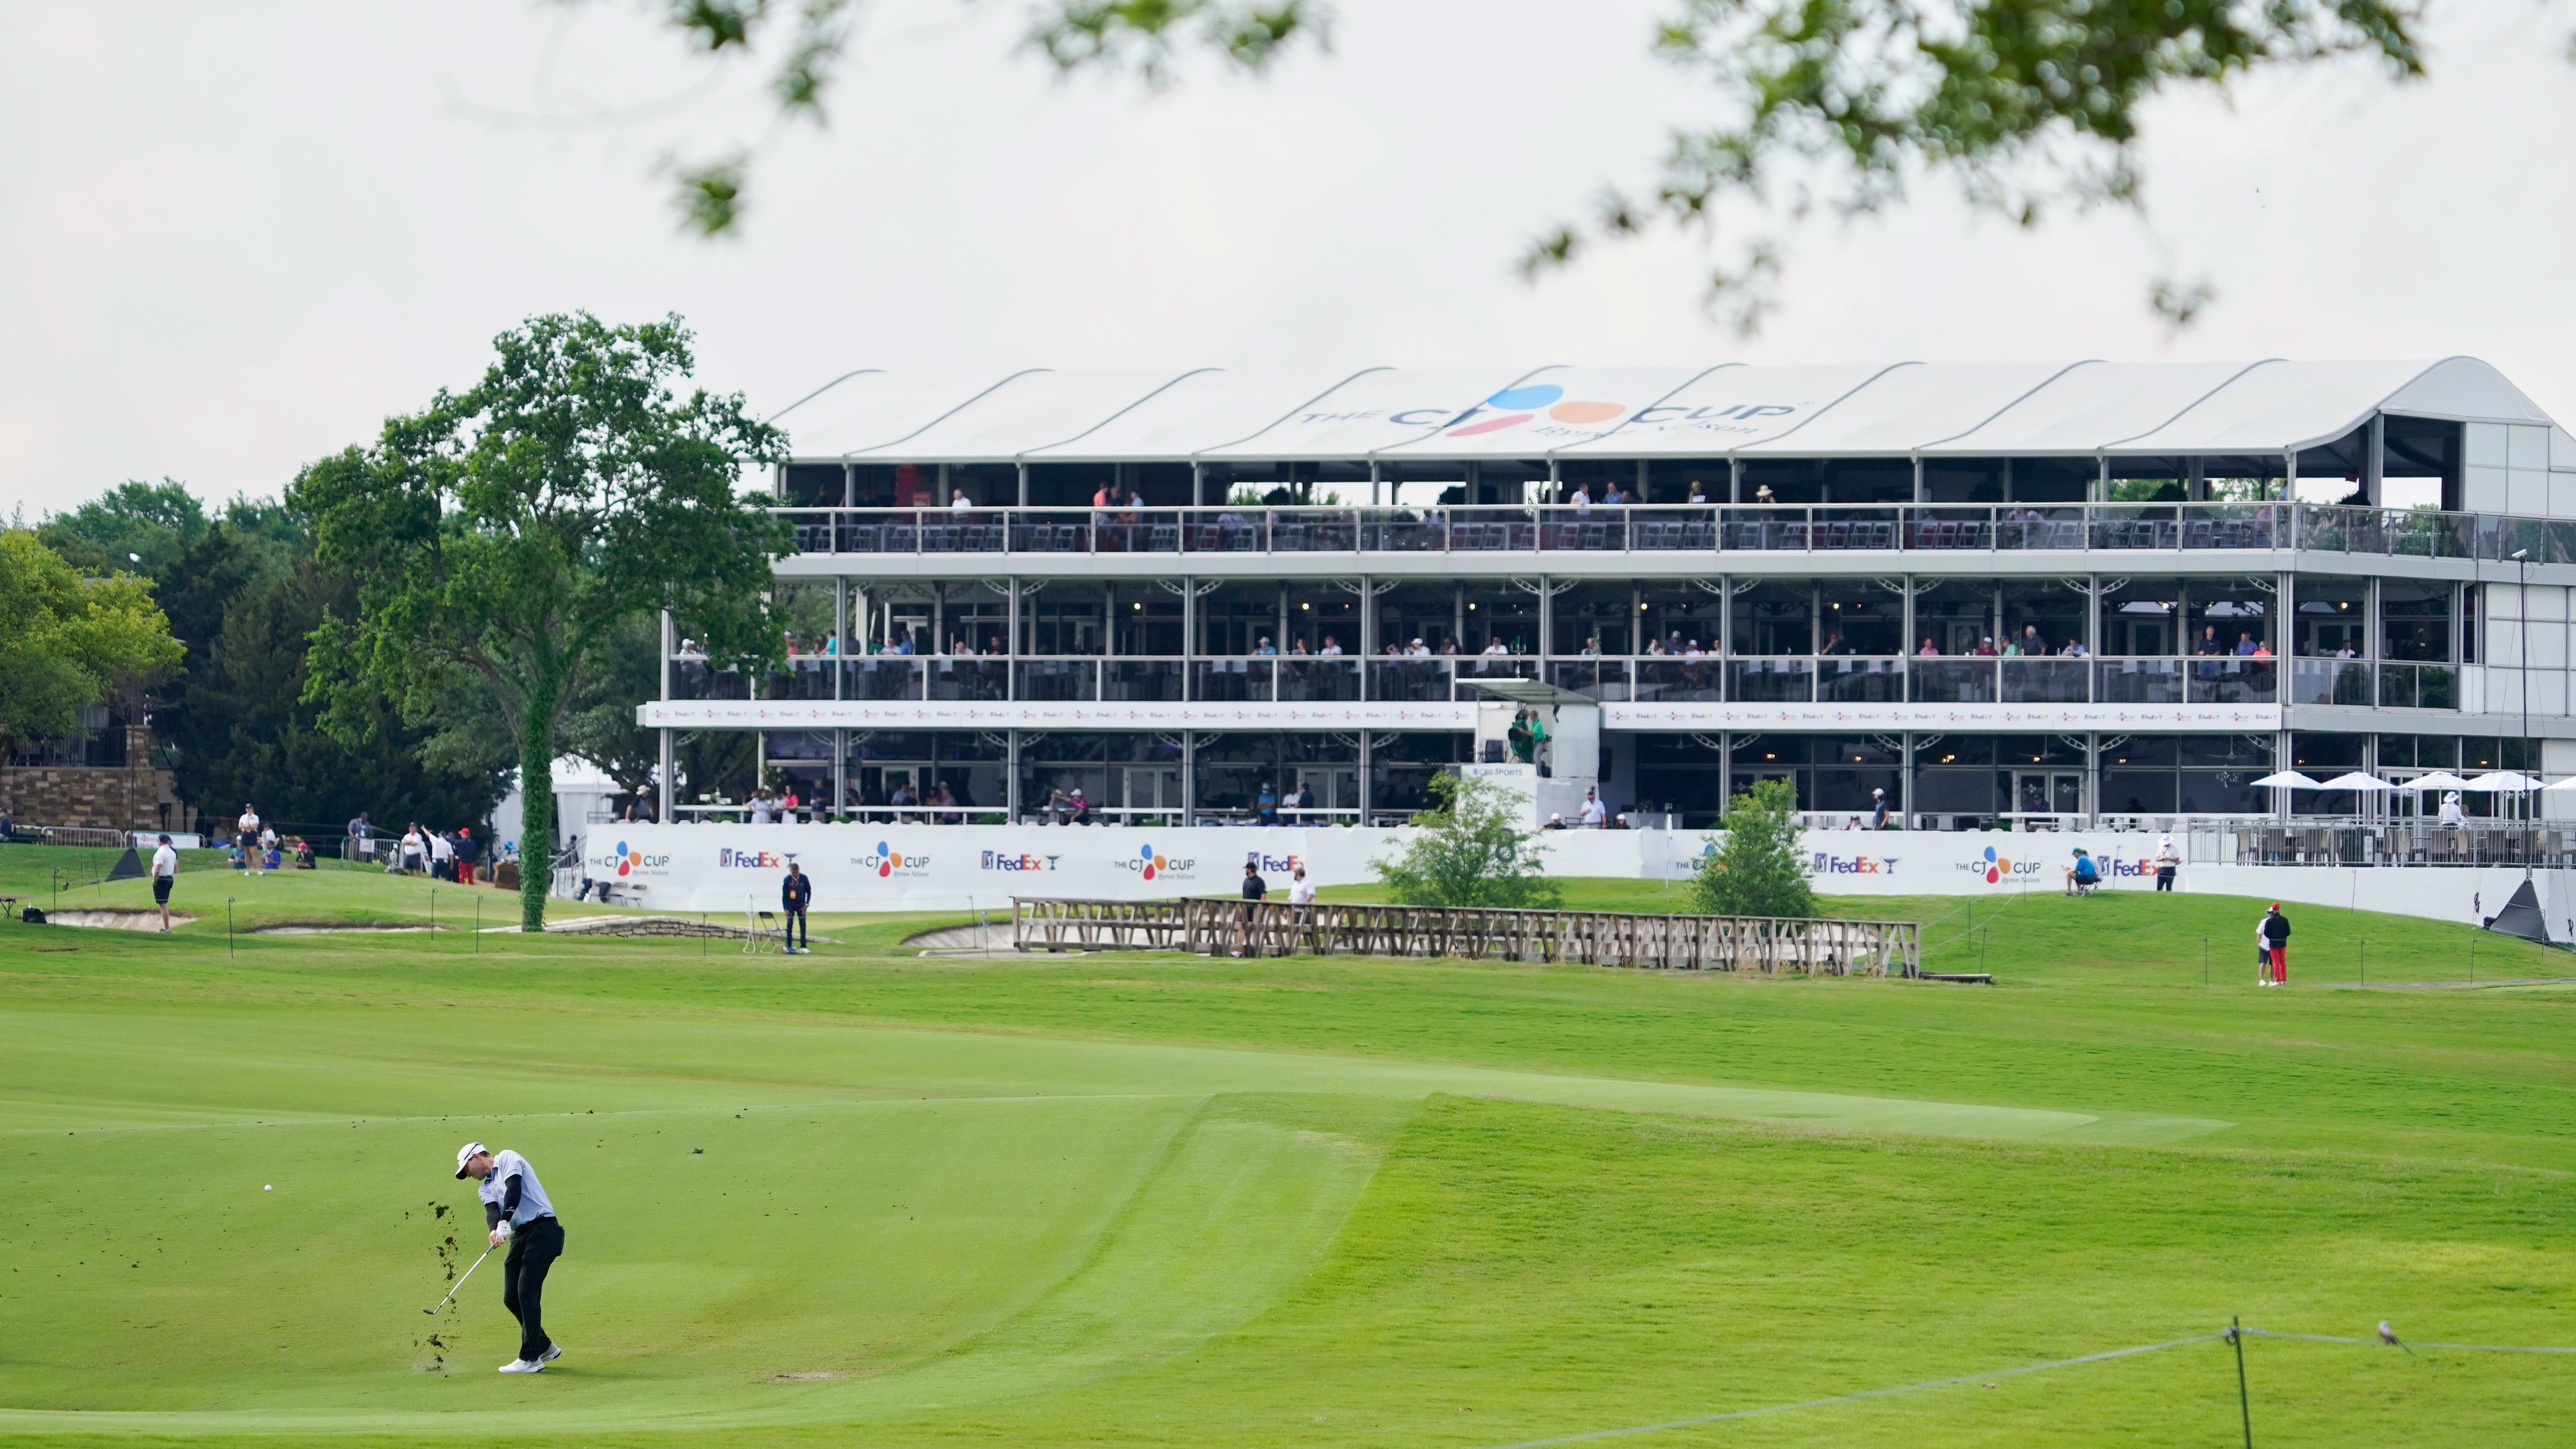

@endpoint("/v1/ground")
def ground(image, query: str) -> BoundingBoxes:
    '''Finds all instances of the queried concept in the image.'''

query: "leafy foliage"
[0,531,184,761]
[35,480,210,578]
[293,311,789,927]
[647,0,1324,232]
[1373,770,1561,911]
[1526,0,2424,328]
[1691,776,1816,918]
[153,548,508,833]
[630,0,2430,324]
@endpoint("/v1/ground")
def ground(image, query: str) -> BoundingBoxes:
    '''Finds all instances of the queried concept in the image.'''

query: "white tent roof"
[775,359,2559,463]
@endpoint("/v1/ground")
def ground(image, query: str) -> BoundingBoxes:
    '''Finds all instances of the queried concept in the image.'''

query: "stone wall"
[0,728,186,832]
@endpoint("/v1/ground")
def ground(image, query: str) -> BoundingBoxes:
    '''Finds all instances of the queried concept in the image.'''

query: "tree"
[37,480,210,578]
[0,531,185,765]
[156,547,507,836]
[624,0,2423,325]
[1373,770,1562,911]
[295,312,790,930]
[1691,777,1816,919]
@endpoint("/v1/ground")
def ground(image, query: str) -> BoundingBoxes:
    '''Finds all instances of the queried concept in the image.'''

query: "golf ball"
[263,1184,272,1191]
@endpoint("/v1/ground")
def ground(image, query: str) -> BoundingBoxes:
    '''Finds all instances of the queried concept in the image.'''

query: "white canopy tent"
[769,358,2563,466]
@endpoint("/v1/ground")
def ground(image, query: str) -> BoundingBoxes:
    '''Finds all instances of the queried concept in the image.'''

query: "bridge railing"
[1013,896,1919,976]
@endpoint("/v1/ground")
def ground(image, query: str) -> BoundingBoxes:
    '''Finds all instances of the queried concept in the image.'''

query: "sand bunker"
[42,910,196,931]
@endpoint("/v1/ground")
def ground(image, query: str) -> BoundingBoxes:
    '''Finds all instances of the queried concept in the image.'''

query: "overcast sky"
[5,0,2573,521]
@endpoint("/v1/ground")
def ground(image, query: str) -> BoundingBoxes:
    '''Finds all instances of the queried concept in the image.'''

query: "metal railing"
[2187,817,2572,868]
[772,501,2576,563]
[666,651,2469,709]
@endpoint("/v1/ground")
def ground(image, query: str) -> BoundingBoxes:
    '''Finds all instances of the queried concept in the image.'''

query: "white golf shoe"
[498,1358,544,1373]
[539,1344,563,1363]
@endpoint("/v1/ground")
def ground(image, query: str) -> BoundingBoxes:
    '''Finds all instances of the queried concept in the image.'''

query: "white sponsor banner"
[562,822,2569,938]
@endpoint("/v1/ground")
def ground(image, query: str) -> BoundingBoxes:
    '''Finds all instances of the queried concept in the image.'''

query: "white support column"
[832,582,846,699]
[831,728,845,821]
[658,728,675,823]
[1017,462,1030,508]
[1006,729,1021,822]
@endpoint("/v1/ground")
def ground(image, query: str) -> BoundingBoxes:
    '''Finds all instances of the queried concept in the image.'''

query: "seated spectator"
[2064,848,2101,895]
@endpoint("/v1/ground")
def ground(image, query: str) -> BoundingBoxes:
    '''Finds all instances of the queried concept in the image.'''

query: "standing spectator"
[1579,789,1607,828]
[1235,860,1267,956]
[150,833,178,932]
[2260,903,2291,985]
[2154,834,2179,892]
[780,861,812,955]
[456,827,478,887]
[346,811,372,863]
[237,804,265,875]
[400,823,425,875]
[1869,788,1894,831]
[428,827,455,881]
[1256,782,1280,826]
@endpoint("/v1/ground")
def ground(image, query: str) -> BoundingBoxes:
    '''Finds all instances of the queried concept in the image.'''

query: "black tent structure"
[2481,878,2552,945]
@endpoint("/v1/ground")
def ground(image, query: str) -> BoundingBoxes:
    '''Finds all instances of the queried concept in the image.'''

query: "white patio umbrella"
[2315,771,2394,792]
[2464,771,2543,793]
[2404,771,2475,793]
[2249,771,2322,790]
[2540,775,2576,792]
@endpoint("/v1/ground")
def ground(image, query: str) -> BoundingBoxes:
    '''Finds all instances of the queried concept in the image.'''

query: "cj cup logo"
[856,840,930,879]
[1961,845,2041,884]
[598,839,670,877]
[1445,384,1626,437]
[1119,843,1194,881]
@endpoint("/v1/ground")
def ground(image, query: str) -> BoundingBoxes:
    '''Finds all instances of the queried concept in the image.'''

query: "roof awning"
[1456,678,1601,708]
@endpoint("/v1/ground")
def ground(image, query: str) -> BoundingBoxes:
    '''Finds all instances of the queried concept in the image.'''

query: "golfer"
[150,833,178,932]
[454,1142,565,1373]
[2154,834,2179,892]
[237,804,264,875]
[781,860,812,954]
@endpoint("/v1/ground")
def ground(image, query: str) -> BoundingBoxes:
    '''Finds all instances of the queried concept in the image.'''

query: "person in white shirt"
[1579,789,1608,828]
[748,793,774,825]
[949,488,972,511]
[1482,639,1510,657]
[150,833,178,931]
[454,1142,566,1374]
[399,826,424,874]
[1288,867,1316,912]
[427,829,455,880]
[236,805,264,875]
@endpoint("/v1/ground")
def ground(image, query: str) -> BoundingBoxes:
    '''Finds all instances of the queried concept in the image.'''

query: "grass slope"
[3,848,2572,1445]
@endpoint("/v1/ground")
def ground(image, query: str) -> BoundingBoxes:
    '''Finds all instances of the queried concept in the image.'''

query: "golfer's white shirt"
[478,1149,555,1227]
[151,845,177,878]
[237,812,259,838]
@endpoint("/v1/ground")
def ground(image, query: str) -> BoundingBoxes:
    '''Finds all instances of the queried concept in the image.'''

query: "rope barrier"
[1474,1323,2576,1449]
[1475,1332,2226,1449]
[2244,1327,2576,1354]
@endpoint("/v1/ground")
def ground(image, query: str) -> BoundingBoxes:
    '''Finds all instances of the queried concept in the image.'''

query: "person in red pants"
[2260,903,2291,985]
[456,826,477,886]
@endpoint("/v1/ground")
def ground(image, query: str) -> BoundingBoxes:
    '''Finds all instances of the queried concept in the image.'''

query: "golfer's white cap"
[454,1141,487,1178]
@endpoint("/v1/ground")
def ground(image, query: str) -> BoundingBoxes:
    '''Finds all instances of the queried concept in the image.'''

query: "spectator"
[2063,847,2099,895]
[949,487,971,511]
[347,811,372,860]
[237,804,266,876]
[2154,834,2179,892]
[2195,626,2223,655]
[1579,789,1607,828]
[1234,861,1267,956]
[1319,635,1342,656]
[1869,788,1894,830]
[456,827,477,886]
[399,824,425,874]
[2260,903,2291,984]
[2235,632,2258,656]
[1067,788,1090,826]
[1256,782,1280,826]
[2020,625,2046,654]
[428,827,455,881]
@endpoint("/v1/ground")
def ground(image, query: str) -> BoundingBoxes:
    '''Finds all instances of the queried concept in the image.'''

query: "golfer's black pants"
[501,1217,564,1362]
[2156,867,2175,892]
[785,906,807,949]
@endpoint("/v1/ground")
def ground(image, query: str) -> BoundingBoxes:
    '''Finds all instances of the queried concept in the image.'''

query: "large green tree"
[625,0,2424,323]
[0,531,185,767]
[36,480,210,578]
[295,312,789,929]
[154,545,507,836]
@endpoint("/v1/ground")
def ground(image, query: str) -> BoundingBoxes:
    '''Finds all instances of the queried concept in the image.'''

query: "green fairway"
[4,847,2574,1445]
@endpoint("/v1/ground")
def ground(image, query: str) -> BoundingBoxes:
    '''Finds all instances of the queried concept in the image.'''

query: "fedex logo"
[1809,853,1899,875]
[718,848,784,869]
[981,851,1061,872]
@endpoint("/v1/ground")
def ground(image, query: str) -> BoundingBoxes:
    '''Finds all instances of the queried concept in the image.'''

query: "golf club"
[424,1240,497,1315]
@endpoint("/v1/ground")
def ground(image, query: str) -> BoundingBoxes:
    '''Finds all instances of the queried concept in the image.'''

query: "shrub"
[1691,777,1816,918]
[1373,771,1562,910]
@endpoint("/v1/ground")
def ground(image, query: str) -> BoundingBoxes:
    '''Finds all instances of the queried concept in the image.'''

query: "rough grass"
[4,848,2573,1445]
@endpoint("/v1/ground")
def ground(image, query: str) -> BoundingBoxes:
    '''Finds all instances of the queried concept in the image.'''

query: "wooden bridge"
[1011,897,1919,978]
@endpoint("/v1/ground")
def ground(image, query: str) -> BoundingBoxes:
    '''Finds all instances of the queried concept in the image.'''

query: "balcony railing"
[771,501,2576,563]
[665,652,2476,708]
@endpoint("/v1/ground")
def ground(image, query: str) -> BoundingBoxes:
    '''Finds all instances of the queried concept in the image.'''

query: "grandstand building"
[647,359,2576,830]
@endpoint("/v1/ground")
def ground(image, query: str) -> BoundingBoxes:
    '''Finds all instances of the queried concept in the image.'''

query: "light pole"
[2512,548,2531,865]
